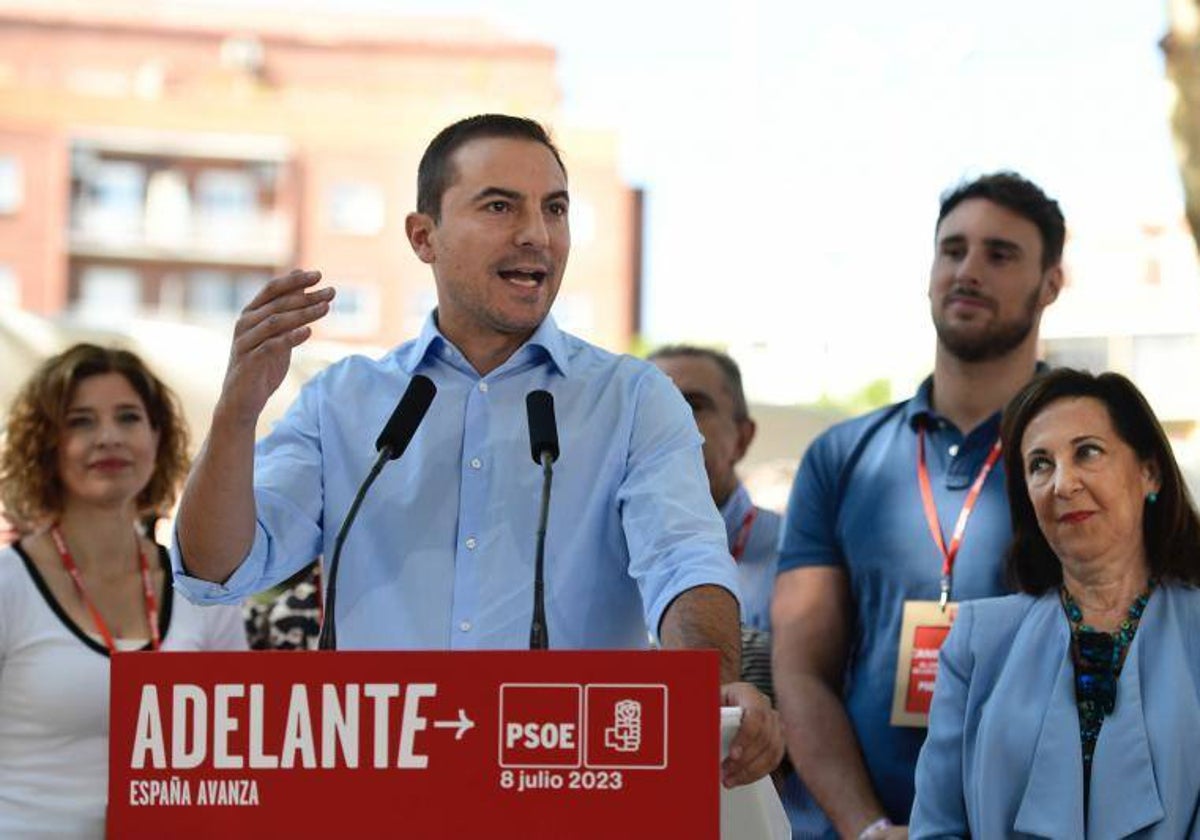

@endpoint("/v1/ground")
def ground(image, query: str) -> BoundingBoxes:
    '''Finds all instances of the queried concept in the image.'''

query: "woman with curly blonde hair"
[0,343,246,837]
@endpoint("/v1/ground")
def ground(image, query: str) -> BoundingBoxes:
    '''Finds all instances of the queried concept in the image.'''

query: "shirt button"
[470,457,482,470]
[478,382,489,393]
[459,621,472,632]
[948,444,959,457]
[465,537,478,550]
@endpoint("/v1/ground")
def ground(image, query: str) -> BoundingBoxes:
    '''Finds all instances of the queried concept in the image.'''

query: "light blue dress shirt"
[173,314,739,651]
[719,482,780,633]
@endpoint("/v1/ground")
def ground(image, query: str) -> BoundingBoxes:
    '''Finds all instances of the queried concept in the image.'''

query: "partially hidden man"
[649,345,781,635]
[650,345,782,701]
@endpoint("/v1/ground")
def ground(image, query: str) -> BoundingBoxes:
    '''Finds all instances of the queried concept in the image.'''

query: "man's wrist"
[857,816,893,840]
[212,396,262,434]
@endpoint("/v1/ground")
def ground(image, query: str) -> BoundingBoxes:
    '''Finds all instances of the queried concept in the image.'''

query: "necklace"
[1062,583,1152,670]
[1060,581,1153,786]
[50,525,161,653]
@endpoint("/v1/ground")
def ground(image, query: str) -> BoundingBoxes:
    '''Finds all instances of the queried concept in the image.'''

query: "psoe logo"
[585,685,667,769]
[603,699,642,752]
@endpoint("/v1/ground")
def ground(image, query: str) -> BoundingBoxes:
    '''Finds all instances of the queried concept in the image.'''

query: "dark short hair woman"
[0,344,247,837]
[911,368,1200,838]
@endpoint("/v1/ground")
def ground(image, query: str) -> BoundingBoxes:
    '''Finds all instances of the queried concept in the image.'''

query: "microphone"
[526,390,560,465]
[318,375,436,650]
[525,390,559,650]
[376,375,437,459]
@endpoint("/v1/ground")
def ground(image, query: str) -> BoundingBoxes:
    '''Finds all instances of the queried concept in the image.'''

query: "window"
[235,272,269,311]
[80,161,146,241]
[195,168,256,219]
[194,168,259,249]
[186,269,236,315]
[323,283,380,336]
[326,182,385,235]
[177,270,269,320]
[77,266,141,318]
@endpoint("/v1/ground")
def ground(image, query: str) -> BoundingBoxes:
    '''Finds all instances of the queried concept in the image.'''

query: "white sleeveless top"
[0,543,248,838]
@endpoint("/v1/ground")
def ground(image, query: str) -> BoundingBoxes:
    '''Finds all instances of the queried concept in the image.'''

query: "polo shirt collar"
[904,374,938,430]
[904,362,1050,433]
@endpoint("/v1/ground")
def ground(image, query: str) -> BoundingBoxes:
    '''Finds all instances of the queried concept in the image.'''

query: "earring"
[1147,491,1159,504]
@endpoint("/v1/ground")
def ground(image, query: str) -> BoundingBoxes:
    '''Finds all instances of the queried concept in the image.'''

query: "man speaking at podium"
[171,114,782,787]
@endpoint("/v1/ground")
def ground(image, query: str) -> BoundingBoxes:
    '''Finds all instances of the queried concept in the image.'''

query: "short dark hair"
[937,171,1066,270]
[416,114,567,221]
[647,345,750,423]
[1000,367,1200,593]
[0,343,190,531]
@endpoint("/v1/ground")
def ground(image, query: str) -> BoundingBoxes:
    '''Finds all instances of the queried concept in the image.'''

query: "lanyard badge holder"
[890,430,1001,727]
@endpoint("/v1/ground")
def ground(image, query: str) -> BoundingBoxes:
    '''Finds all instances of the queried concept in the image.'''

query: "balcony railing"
[68,208,294,267]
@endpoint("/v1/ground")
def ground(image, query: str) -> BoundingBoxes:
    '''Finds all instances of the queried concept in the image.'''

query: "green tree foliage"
[811,378,893,415]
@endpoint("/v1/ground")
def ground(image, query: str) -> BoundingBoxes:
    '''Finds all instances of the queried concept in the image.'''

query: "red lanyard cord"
[916,428,1002,610]
[730,508,758,563]
[50,525,161,653]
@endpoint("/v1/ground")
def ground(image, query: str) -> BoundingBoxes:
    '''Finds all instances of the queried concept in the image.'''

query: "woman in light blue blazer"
[911,369,1200,839]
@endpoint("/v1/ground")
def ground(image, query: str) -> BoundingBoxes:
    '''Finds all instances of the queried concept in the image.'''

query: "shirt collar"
[905,374,937,429]
[520,313,571,377]
[904,362,1050,431]
[398,310,572,378]
[397,312,449,374]
[718,482,753,544]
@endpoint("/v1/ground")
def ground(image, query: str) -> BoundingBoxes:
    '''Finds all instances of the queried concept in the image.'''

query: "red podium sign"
[108,650,719,838]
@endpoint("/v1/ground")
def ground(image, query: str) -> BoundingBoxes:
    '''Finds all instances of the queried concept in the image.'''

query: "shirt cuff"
[170,527,268,605]
[647,567,741,646]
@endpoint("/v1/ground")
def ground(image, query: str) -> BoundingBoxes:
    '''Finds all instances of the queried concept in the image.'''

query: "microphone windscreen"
[525,390,559,464]
[375,375,437,460]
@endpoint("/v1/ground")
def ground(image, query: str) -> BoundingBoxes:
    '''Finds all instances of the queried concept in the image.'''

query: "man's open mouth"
[498,269,547,287]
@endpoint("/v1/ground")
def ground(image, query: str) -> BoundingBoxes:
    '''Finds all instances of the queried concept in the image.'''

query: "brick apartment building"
[0,0,639,351]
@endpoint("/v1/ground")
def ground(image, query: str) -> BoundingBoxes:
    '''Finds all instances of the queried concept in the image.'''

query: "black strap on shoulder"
[831,401,908,513]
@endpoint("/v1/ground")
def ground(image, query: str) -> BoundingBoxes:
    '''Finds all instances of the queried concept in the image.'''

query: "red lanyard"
[916,428,1002,610]
[730,508,758,563]
[50,525,161,653]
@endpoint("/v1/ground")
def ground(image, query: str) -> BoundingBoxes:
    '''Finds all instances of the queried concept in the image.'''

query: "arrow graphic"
[432,709,475,740]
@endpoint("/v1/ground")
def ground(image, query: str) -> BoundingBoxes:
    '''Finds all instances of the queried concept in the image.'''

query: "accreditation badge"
[889,600,959,728]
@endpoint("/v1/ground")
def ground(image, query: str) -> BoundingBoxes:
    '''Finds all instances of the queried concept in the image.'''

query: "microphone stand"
[529,449,554,650]
[318,446,392,651]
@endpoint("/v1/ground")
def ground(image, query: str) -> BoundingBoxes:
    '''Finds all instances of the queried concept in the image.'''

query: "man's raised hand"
[219,269,334,426]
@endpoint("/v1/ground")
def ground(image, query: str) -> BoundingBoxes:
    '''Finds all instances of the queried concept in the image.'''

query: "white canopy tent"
[0,308,383,447]
[0,308,387,537]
